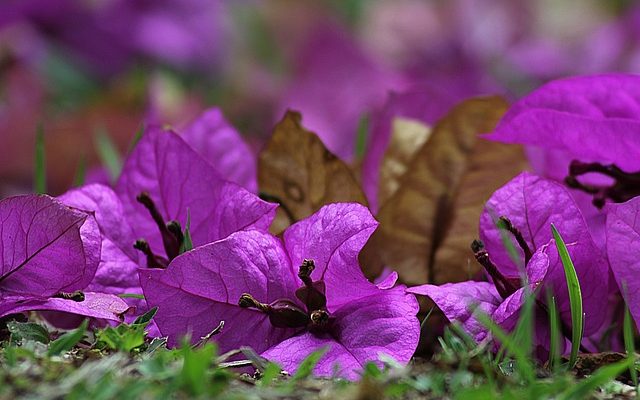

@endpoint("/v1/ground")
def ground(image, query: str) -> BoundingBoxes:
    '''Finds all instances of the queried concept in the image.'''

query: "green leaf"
[179,208,193,254]
[133,307,158,327]
[476,312,535,383]
[551,224,584,369]
[546,291,562,371]
[4,340,17,367]
[6,321,50,344]
[94,127,122,181]
[558,357,634,400]
[47,319,88,356]
[258,362,283,386]
[180,342,217,396]
[290,347,328,382]
[34,124,46,194]
[96,323,147,353]
[95,309,157,352]
[623,304,638,386]
[361,362,384,379]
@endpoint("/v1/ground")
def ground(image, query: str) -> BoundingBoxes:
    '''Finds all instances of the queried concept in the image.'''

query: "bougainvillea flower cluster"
[4,68,640,381]
[486,74,640,222]
[0,194,128,323]
[60,123,273,310]
[409,172,609,349]
[141,203,420,379]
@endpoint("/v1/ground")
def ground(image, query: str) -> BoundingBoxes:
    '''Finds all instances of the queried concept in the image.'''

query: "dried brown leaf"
[431,137,528,284]
[360,96,528,285]
[258,111,368,234]
[377,117,432,206]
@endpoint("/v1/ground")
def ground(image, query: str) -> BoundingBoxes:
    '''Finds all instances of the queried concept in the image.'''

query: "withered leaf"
[377,117,432,206]
[258,111,368,234]
[360,96,528,286]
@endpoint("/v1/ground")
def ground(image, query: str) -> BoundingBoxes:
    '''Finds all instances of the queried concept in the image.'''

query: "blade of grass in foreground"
[558,356,634,400]
[551,224,583,369]
[546,290,562,371]
[34,124,46,194]
[477,312,535,383]
[510,289,534,363]
[623,304,638,386]
[47,319,88,357]
[179,208,193,254]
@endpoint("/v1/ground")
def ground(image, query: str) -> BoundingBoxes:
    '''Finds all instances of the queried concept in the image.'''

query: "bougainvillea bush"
[2,2,640,397]
[2,72,640,393]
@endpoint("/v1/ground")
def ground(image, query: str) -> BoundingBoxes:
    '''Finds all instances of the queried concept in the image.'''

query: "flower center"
[133,192,186,268]
[237,259,333,332]
[564,160,640,209]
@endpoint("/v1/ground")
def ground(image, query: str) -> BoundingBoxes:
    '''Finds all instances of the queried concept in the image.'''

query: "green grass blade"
[546,290,562,371]
[624,304,638,386]
[94,127,122,181]
[476,312,535,383]
[133,307,158,327]
[34,124,46,194]
[180,342,217,396]
[127,123,145,154]
[510,289,534,362]
[354,113,369,159]
[47,319,88,356]
[180,208,193,254]
[118,293,145,299]
[73,155,86,187]
[290,347,328,382]
[551,224,583,369]
[558,357,634,400]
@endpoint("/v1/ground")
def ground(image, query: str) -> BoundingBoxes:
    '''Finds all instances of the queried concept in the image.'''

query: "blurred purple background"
[1,0,638,193]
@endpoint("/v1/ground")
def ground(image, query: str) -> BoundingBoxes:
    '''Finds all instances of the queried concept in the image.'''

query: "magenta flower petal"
[140,230,298,349]
[263,285,418,380]
[375,270,399,289]
[525,245,551,285]
[327,285,418,372]
[408,282,501,343]
[59,184,141,296]
[261,333,358,377]
[1,292,129,323]
[486,74,640,172]
[0,194,99,298]
[606,197,640,327]
[479,172,608,334]
[409,247,550,347]
[492,288,527,330]
[116,127,275,255]
[282,203,379,310]
[361,86,456,211]
[492,287,559,355]
[181,108,257,192]
[143,203,419,378]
